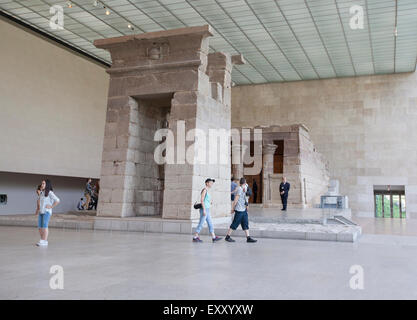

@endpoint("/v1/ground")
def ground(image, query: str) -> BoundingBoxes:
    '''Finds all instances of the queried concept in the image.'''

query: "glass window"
[401,195,406,218]
[383,195,391,218]
[392,195,400,218]
[374,191,406,219]
[375,194,383,218]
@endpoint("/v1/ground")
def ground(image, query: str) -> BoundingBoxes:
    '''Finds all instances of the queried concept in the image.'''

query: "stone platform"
[0,214,192,234]
[194,220,361,242]
[248,206,352,224]
[0,210,361,242]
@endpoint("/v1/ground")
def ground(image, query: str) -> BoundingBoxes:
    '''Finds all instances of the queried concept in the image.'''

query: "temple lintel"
[94,25,213,49]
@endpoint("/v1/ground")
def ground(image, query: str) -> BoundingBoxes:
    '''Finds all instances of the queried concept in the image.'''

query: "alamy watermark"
[349,5,364,30]
[349,264,364,290]
[49,265,64,290]
[49,5,64,30]
[153,123,263,175]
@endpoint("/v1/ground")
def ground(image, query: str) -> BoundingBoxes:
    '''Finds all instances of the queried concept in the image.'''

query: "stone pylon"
[94,25,244,219]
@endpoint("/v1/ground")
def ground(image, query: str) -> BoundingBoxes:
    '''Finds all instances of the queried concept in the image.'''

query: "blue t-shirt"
[231,181,238,201]
[203,190,211,209]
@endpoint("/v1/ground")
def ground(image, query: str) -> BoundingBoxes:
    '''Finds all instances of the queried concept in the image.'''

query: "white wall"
[0,17,109,178]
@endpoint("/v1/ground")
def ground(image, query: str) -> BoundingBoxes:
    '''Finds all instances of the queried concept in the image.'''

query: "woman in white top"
[35,179,60,247]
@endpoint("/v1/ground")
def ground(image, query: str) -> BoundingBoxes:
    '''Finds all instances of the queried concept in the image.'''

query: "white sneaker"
[36,240,48,246]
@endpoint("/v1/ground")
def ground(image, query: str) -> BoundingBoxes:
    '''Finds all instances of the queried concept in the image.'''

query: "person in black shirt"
[279,176,290,211]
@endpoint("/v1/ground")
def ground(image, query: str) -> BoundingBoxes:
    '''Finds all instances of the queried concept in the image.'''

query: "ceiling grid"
[0,0,415,84]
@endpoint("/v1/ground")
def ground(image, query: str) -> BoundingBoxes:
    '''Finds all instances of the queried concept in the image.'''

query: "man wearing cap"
[193,178,222,243]
[225,177,257,243]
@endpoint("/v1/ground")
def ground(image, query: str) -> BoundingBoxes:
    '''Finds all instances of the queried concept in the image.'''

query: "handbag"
[193,188,206,209]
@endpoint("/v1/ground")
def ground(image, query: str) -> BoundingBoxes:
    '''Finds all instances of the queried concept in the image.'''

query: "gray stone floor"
[1,226,417,299]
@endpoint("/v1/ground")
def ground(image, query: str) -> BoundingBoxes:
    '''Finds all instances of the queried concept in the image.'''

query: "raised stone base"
[0,212,360,242]
[248,207,352,224]
[0,214,192,234]
[193,221,361,242]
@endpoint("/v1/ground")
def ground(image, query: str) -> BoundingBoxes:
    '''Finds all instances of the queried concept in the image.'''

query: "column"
[262,143,277,206]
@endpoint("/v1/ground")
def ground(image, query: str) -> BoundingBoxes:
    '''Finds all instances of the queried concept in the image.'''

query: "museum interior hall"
[0,0,417,301]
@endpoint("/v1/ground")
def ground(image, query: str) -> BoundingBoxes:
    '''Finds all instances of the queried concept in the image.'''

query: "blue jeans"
[38,212,51,228]
[195,208,214,234]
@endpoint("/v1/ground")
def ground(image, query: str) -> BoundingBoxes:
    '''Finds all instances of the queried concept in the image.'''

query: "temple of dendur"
[94,25,331,221]
[94,25,243,220]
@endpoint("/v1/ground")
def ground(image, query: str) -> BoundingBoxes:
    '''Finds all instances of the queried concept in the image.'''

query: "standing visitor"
[279,176,290,211]
[231,177,238,201]
[193,178,222,243]
[92,181,100,210]
[36,179,60,247]
[83,178,93,210]
[77,198,85,210]
[225,177,257,243]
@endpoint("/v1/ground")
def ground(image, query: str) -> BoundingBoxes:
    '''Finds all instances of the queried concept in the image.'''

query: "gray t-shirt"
[234,186,247,212]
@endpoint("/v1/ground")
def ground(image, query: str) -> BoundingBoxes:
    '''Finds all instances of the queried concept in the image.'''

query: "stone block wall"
[298,125,330,207]
[232,72,417,217]
[98,96,139,217]
[94,26,240,219]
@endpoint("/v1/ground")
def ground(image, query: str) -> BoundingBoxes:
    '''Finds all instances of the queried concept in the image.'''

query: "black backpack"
[246,186,253,197]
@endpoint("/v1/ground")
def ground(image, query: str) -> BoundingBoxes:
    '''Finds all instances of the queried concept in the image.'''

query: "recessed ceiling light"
[105,8,110,15]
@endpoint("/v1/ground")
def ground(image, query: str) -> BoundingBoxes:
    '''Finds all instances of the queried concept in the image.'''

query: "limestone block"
[106,110,118,123]
[210,82,223,103]
[104,122,117,137]
[170,103,198,120]
[99,188,112,203]
[172,91,199,105]
[145,221,162,233]
[116,135,129,149]
[128,221,145,232]
[162,222,181,233]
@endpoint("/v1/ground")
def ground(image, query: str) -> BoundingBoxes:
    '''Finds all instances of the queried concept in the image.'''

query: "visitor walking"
[193,178,222,243]
[225,177,257,243]
[36,179,60,247]
[83,178,93,210]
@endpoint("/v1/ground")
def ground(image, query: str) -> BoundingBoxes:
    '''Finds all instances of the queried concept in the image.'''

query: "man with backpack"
[225,177,257,243]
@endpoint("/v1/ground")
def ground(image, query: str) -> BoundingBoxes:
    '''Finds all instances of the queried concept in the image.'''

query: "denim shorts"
[38,212,51,228]
[230,210,249,230]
